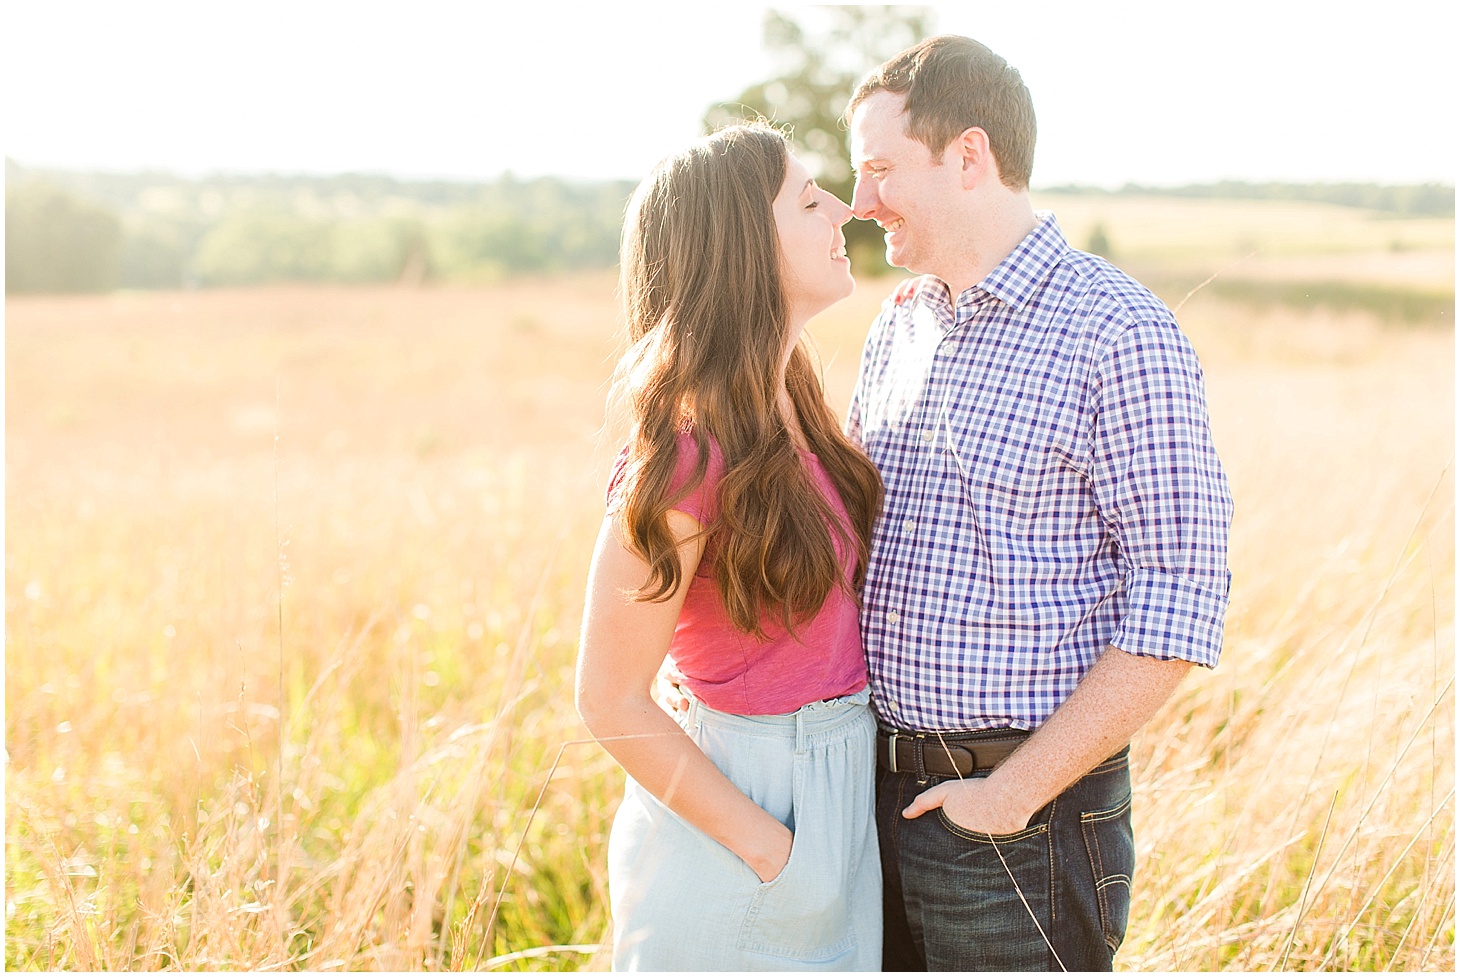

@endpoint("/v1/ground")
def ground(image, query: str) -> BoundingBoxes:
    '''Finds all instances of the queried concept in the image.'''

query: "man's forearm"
[991,646,1191,821]
[903,645,1193,832]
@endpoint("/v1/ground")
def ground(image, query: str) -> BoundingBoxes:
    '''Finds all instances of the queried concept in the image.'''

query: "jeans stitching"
[1079,793,1131,824]
[1084,812,1109,945]
[1080,792,1132,954]
[1046,795,1058,931]
[928,797,1059,967]
[934,808,1051,844]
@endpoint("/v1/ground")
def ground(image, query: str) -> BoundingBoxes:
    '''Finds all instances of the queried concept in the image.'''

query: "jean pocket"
[935,808,1052,844]
[933,792,1055,845]
[1080,794,1134,953]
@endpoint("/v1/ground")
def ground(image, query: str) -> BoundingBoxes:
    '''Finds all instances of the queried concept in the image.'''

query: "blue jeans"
[877,746,1134,971]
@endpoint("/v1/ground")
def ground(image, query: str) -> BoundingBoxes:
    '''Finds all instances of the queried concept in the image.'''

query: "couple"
[576,35,1233,972]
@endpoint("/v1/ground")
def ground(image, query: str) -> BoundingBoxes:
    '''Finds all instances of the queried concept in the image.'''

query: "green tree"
[704,6,936,273]
[5,181,123,293]
[120,216,197,289]
[194,212,432,286]
[194,212,332,285]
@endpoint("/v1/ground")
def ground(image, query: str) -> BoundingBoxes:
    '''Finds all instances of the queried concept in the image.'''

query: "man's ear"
[953,126,994,190]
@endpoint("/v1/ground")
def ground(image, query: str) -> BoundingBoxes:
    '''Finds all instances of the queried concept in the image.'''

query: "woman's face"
[771,152,855,330]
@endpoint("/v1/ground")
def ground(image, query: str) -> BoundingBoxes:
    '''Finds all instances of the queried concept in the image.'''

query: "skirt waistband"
[684,686,872,750]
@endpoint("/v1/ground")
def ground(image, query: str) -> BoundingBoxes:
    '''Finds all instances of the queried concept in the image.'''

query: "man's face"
[849,90,966,278]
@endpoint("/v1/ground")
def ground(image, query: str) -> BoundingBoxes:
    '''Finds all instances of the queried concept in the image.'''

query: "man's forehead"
[850,93,914,159]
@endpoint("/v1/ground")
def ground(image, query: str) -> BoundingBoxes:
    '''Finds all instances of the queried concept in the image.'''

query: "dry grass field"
[5,199,1455,970]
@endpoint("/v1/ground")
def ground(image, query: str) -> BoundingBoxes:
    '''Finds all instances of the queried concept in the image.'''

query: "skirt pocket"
[735,757,860,965]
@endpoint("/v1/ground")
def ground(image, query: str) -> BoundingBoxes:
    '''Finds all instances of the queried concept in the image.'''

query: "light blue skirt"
[607,688,882,971]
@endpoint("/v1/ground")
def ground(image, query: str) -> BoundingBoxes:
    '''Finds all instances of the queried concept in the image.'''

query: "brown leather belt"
[877,727,1029,778]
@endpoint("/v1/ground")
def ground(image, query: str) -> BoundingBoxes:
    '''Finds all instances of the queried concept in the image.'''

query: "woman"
[575,123,884,971]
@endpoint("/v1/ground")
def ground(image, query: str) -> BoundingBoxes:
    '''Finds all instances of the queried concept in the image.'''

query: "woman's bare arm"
[575,511,793,882]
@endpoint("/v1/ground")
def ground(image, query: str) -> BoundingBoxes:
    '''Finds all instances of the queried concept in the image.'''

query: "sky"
[4,1,1456,189]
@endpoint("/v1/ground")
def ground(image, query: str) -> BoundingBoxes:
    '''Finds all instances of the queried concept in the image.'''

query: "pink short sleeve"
[605,433,726,526]
[605,444,632,513]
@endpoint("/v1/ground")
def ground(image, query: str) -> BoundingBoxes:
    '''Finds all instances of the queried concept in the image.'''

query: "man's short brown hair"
[846,35,1036,190]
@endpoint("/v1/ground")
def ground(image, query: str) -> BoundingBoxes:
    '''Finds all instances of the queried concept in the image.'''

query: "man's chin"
[886,247,924,276]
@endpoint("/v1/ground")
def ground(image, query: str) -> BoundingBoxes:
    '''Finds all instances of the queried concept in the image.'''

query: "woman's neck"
[778,325,812,452]
[777,386,810,453]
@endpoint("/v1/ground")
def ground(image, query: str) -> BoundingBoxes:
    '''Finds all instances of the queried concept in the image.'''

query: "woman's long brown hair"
[610,123,883,638]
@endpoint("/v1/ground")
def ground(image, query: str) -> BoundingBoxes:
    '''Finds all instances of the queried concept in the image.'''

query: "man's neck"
[937,192,1039,298]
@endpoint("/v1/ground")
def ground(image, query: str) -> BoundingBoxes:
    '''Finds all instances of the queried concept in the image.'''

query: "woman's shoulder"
[670,425,726,476]
[606,425,727,522]
[667,428,727,523]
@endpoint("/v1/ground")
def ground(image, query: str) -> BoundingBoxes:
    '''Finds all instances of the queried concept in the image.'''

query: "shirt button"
[922,429,935,443]
[886,610,900,625]
[902,519,915,533]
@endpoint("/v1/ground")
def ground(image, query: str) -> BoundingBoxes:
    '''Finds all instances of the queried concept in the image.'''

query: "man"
[844,35,1233,971]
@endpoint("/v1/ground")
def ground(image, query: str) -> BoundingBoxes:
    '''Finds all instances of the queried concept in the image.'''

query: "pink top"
[608,434,868,716]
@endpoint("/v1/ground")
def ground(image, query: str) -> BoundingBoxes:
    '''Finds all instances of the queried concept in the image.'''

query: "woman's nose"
[850,178,877,221]
[824,192,854,226]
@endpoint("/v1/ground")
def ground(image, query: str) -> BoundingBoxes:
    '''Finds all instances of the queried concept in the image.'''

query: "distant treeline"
[1040,180,1454,218]
[5,157,1455,294]
[5,159,635,294]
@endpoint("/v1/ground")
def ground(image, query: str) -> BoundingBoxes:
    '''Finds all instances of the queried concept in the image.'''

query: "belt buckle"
[886,730,901,774]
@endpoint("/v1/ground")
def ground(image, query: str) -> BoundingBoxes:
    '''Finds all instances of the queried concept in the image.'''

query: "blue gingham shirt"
[848,215,1233,732]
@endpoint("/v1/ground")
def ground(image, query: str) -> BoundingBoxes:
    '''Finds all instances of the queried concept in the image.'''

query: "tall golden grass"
[5,251,1454,969]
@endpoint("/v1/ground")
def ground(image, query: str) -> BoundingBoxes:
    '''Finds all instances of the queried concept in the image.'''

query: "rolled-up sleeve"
[1090,316,1234,667]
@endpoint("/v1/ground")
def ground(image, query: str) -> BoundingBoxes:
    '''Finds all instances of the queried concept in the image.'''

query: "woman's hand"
[744,818,794,883]
[578,512,798,881]
[652,657,690,715]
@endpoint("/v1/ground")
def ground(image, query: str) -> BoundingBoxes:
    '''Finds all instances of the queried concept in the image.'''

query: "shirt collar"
[899,213,1071,317]
[972,212,1070,311]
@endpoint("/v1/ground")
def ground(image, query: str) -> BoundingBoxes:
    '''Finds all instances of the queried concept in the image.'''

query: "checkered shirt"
[848,214,1233,732]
